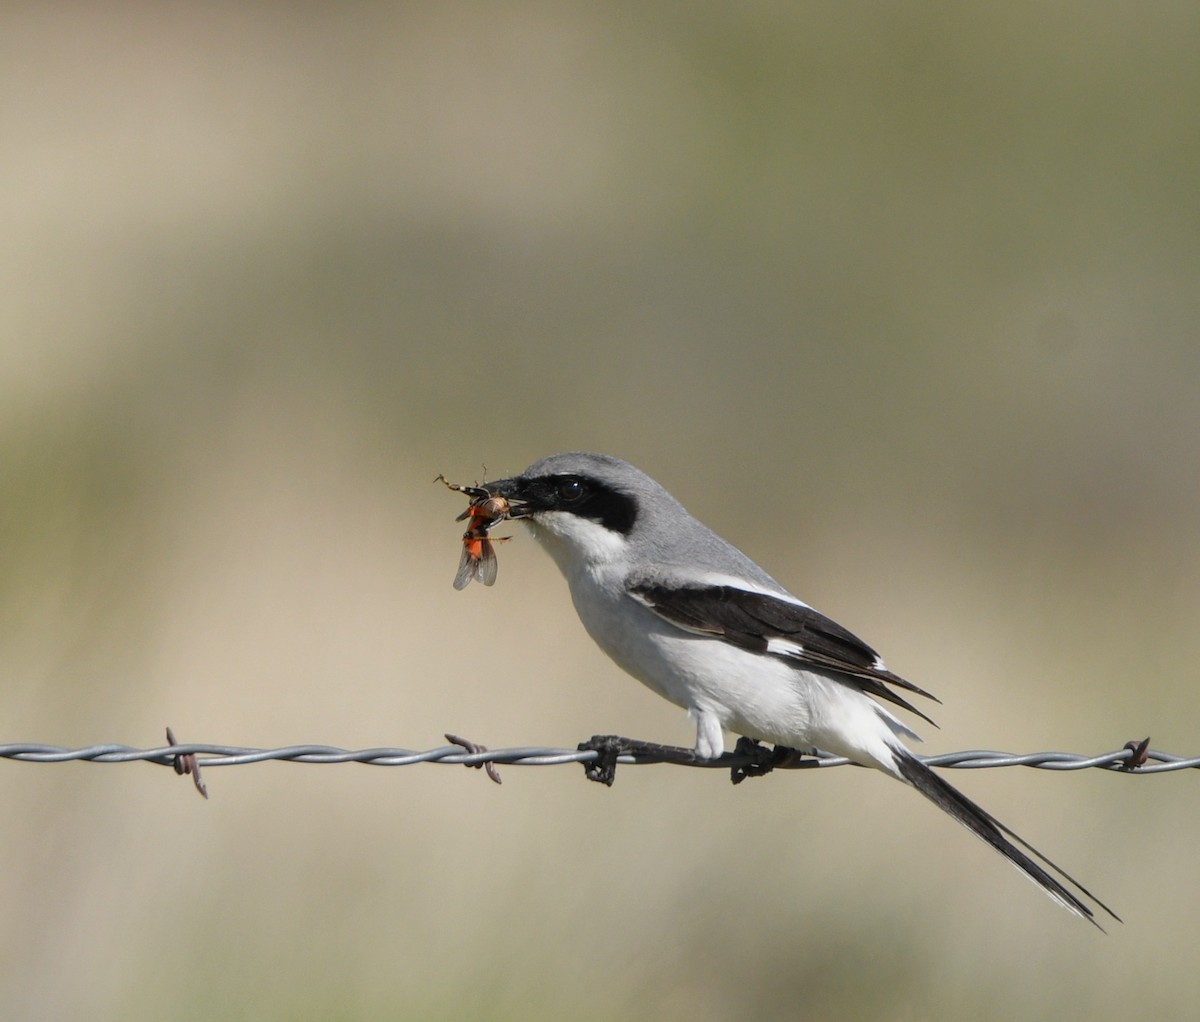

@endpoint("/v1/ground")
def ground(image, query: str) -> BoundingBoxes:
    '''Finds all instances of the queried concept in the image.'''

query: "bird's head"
[485,452,655,573]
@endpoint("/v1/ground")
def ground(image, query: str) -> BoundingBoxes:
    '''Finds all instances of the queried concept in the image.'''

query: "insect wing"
[474,537,499,586]
[453,540,479,590]
[442,475,506,589]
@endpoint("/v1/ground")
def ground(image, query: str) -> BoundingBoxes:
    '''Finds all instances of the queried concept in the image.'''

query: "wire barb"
[1121,737,1151,770]
[166,726,208,799]
[445,732,503,785]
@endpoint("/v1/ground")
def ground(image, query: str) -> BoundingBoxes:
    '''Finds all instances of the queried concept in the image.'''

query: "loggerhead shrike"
[480,452,1116,928]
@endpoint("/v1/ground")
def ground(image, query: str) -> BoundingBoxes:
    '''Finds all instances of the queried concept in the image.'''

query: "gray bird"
[479,451,1116,928]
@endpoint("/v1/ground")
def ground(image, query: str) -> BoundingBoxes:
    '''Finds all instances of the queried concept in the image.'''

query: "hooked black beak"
[483,476,534,518]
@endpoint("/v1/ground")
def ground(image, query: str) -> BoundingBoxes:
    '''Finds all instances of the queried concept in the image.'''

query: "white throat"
[524,510,626,578]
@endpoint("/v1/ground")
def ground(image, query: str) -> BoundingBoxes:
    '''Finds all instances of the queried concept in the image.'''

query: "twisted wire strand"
[0,740,1191,772]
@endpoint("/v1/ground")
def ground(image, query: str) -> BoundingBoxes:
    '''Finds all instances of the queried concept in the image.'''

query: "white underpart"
[525,510,917,775]
[758,638,917,741]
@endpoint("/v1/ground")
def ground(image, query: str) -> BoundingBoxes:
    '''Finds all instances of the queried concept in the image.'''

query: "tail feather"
[892,750,1120,930]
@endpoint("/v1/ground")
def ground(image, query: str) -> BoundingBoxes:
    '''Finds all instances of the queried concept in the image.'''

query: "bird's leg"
[577,734,814,786]
[729,736,807,785]
[576,735,701,786]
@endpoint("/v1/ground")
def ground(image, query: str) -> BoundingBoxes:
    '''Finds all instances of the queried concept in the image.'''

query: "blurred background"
[2,2,1198,1019]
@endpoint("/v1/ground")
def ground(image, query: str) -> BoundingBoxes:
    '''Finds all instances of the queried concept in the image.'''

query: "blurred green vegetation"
[2,2,1198,1020]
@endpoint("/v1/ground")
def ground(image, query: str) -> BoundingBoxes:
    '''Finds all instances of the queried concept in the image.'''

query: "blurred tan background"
[2,2,1198,1019]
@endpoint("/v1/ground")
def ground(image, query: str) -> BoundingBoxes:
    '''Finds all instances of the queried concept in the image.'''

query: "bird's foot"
[730,737,806,785]
[577,734,625,786]
[576,735,701,786]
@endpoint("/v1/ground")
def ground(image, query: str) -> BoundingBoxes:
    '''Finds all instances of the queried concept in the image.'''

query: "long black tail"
[892,750,1120,930]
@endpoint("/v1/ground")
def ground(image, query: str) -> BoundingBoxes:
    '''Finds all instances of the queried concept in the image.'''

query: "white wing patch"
[765,636,805,658]
[766,638,891,674]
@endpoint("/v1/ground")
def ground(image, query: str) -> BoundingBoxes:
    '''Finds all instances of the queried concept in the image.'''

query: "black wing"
[630,582,940,727]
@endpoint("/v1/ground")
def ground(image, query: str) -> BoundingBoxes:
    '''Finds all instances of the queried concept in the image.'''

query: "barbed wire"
[0,731,1188,797]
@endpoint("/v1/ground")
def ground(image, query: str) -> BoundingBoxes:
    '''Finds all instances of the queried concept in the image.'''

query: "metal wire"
[0,737,1190,772]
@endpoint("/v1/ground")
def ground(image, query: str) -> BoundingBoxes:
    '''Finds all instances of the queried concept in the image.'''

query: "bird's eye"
[556,478,586,502]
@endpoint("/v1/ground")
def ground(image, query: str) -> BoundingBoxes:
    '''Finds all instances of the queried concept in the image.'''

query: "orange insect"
[435,474,514,590]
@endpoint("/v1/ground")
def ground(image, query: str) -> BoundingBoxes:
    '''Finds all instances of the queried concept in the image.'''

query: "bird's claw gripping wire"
[577,735,703,786]
[728,736,809,785]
